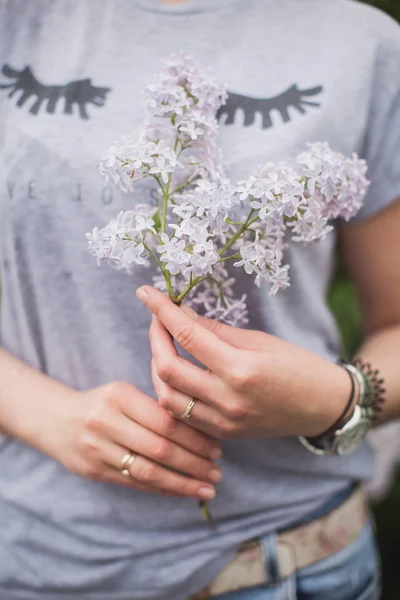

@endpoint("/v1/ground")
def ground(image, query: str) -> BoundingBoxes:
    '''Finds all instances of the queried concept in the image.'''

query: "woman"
[0,0,399,598]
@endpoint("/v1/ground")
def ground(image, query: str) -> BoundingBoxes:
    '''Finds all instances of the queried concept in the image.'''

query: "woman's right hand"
[53,381,222,501]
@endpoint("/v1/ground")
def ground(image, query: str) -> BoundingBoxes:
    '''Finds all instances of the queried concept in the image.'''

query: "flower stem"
[161,177,171,234]
[143,243,174,299]
[164,271,174,299]
[199,500,216,531]
[170,175,198,196]
[143,243,162,270]
[157,167,173,292]
[175,275,204,303]
[216,253,241,263]
[219,209,258,257]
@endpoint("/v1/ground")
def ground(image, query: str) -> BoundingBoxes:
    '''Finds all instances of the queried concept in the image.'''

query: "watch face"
[337,420,371,455]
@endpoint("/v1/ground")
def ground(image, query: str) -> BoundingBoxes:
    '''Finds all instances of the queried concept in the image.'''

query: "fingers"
[105,410,222,485]
[136,286,236,374]
[101,438,217,501]
[149,315,226,407]
[151,360,225,438]
[89,441,197,497]
[180,304,267,350]
[114,383,222,459]
[99,470,182,497]
[128,453,216,500]
[78,383,222,499]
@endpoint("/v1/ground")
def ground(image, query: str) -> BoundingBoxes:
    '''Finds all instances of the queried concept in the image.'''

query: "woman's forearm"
[357,324,400,425]
[0,347,72,452]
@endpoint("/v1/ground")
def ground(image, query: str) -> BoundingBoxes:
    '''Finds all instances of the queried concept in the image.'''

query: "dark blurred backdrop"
[363,0,400,22]
[330,3,399,598]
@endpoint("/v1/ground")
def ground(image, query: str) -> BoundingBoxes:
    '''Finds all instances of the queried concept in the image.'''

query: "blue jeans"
[216,521,381,600]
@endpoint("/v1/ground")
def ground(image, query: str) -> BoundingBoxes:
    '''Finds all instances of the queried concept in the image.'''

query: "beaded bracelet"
[349,357,386,420]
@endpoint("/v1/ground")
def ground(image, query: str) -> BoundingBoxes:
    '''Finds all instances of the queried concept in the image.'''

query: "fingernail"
[136,287,148,303]
[209,447,222,460]
[209,468,222,482]
[199,486,216,500]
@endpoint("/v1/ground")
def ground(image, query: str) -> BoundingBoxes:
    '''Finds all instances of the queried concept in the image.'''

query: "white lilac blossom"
[205,295,249,328]
[88,53,369,326]
[100,136,180,192]
[296,142,369,222]
[158,224,219,278]
[145,52,227,119]
[86,210,150,272]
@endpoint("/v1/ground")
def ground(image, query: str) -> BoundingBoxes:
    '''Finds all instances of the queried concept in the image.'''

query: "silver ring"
[180,398,196,421]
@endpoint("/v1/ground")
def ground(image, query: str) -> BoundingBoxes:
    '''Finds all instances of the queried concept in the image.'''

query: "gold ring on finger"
[180,398,196,421]
[121,451,137,477]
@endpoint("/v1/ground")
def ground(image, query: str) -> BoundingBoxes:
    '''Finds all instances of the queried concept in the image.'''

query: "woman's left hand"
[137,286,351,440]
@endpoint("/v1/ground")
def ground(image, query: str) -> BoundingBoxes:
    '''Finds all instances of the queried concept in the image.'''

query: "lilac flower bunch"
[87,53,369,326]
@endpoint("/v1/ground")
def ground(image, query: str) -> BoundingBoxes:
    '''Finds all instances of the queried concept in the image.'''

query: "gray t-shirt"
[0,1,399,598]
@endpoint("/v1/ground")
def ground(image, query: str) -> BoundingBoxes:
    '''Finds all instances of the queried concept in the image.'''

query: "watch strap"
[303,364,358,452]
[313,365,357,439]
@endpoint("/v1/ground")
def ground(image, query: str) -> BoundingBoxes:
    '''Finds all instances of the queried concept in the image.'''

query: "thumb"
[179,304,200,322]
[180,304,230,340]
[180,303,260,349]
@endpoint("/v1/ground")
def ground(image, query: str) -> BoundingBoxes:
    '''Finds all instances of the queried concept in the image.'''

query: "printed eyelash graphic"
[216,84,323,129]
[0,64,111,120]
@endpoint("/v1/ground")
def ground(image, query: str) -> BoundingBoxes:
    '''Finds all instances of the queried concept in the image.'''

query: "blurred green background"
[330,3,399,598]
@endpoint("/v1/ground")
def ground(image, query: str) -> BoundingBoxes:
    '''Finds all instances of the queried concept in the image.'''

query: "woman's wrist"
[0,349,75,457]
[305,362,355,438]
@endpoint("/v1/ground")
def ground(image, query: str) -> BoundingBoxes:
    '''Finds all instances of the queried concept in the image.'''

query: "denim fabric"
[216,521,381,600]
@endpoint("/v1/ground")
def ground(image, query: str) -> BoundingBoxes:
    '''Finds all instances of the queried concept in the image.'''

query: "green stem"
[219,209,258,257]
[161,176,171,234]
[142,243,174,299]
[143,243,162,270]
[164,271,174,300]
[216,253,241,263]
[151,174,165,194]
[199,500,216,531]
[150,174,166,235]
[153,141,182,298]
[170,176,198,196]
[173,250,243,304]
[175,275,204,303]
[160,136,184,233]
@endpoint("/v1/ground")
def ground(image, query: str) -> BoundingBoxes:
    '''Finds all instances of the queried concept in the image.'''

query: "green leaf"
[152,211,162,233]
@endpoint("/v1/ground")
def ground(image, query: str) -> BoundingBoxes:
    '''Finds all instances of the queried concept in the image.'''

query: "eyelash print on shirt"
[0,64,111,120]
[0,63,322,129]
[216,84,323,129]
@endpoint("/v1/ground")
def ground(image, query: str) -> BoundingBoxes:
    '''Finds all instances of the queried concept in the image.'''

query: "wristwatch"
[298,362,383,456]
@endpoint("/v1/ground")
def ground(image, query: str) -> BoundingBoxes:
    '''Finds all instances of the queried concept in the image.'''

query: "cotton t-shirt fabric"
[0,1,399,598]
